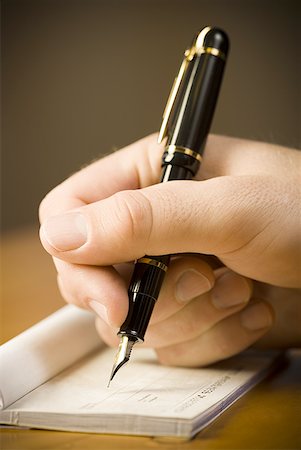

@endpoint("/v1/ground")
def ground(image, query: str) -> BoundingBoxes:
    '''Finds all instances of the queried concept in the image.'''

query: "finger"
[155,300,274,367]
[200,135,300,181]
[55,259,129,327]
[56,254,214,330]
[253,283,301,348]
[40,176,248,262]
[39,174,295,285]
[93,268,252,350]
[39,134,299,223]
[39,133,163,222]
[150,256,215,324]
[145,269,252,348]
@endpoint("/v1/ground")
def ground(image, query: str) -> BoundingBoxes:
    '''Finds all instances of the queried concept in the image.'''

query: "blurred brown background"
[2,0,301,232]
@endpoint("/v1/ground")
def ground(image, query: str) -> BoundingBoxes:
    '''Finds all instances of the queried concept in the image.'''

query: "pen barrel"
[170,52,226,154]
[119,255,170,341]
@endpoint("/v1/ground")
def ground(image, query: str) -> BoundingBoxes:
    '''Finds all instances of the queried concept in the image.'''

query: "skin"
[39,133,301,367]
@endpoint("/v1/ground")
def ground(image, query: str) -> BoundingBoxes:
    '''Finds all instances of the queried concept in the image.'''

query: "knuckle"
[57,273,74,305]
[210,333,237,359]
[57,274,68,299]
[95,318,119,347]
[177,316,198,340]
[38,192,52,223]
[110,190,153,247]
[38,184,63,223]
[57,266,88,309]
[180,312,208,342]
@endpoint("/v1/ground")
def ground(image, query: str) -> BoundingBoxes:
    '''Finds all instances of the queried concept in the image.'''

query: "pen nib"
[107,335,136,387]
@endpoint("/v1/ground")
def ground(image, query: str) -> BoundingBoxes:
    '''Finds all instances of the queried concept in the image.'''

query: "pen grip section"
[161,151,199,181]
[119,255,170,341]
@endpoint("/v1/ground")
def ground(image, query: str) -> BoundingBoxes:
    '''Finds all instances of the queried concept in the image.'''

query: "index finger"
[39,133,163,222]
[40,133,294,223]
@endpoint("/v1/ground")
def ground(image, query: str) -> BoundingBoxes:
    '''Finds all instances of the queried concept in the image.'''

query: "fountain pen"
[108,26,229,385]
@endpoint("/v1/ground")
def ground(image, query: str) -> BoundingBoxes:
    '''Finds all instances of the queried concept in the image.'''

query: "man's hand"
[39,134,301,366]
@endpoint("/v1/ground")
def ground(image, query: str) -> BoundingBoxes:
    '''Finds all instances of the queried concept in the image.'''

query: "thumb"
[39,175,288,277]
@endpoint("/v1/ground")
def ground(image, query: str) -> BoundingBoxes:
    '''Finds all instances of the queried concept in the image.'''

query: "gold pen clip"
[157,47,195,144]
[157,27,213,144]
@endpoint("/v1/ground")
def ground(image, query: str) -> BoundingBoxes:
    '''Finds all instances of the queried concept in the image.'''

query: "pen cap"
[163,27,229,173]
[201,27,229,58]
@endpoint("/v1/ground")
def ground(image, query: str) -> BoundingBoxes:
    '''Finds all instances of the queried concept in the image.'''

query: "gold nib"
[107,335,136,387]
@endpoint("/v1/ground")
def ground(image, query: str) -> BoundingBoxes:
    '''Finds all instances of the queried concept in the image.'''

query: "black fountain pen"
[108,27,229,385]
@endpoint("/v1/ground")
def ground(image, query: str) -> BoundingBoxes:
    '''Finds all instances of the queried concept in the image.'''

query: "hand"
[39,134,301,366]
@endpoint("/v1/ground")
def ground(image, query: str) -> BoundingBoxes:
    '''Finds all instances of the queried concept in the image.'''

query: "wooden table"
[1,227,301,449]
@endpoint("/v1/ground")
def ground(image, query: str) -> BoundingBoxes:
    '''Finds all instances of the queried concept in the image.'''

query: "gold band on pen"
[137,258,168,272]
[165,145,203,163]
[197,46,226,61]
[188,45,226,61]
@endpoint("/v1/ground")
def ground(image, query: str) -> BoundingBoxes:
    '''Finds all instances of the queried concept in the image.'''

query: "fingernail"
[41,212,87,251]
[240,302,273,331]
[176,269,212,303]
[88,300,110,325]
[211,271,250,309]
